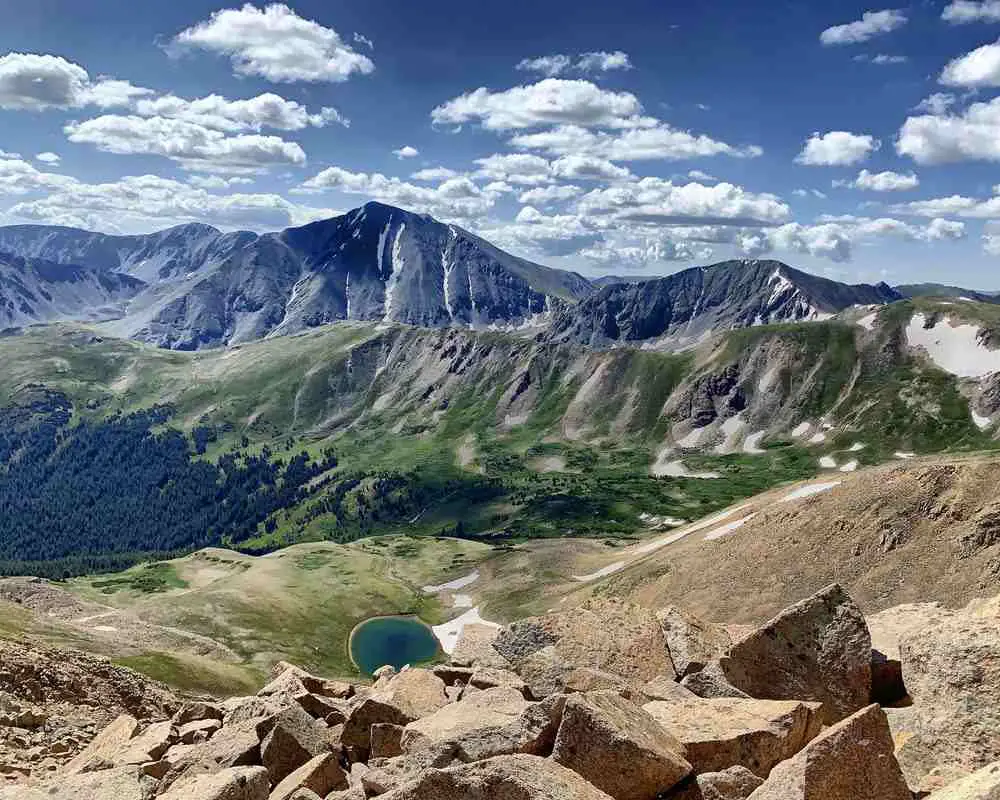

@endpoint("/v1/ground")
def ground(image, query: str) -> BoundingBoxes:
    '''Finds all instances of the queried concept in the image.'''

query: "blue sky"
[3,1,1000,287]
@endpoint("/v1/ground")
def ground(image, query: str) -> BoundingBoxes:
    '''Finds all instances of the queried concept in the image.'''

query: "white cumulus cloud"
[898,97,1000,164]
[516,51,632,77]
[64,115,306,173]
[134,92,346,132]
[0,52,150,111]
[942,1,1000,23]
[940,40,1000,87]
[820,9,908,45]
[34,152,60,164]
[392,145,419,159]
[517,184,582,205]
[796,131,880,166]
[840,169,919,191]
[172,3,374,83]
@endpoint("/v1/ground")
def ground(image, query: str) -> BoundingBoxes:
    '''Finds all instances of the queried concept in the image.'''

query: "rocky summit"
[0,584,997,800]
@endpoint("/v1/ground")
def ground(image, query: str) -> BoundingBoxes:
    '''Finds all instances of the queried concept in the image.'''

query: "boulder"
[642,696,822,777]
[62,713,139,774]
[292,691,345,721]
[400,687,564,762]
[492,600,673,686]
[178,718,222,744]
[259,705,336,785]
[562,667,642,700]
[262,664,352,700]
[269,753,349,800]
[173,701,224,726]
[449,624,509,669]
[552,691,691,800]
[642,676,698,703]
[468,667,528,695]
[114,720,176,765]
[746,704,910,799]
[342,670,449,755]
[895,594,1000,786]
[371,723,406,759]
[667,766,764,800]
[159,720,262,789]
[159,765,269,800]
[377,753,615,799]
[28,765,158,800]
[680,663,750,700]
[717,584,871,723]
[657,606,732,679]
[517,646,571,699]
[925,761,1000,798]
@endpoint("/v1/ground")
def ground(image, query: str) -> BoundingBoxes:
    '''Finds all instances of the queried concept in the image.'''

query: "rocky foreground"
[0,584,998,799]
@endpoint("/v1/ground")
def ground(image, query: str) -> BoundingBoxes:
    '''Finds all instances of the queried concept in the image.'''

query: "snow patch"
[714,414,747,454]
[634,503,753,555]
[972,409,993,430]
[452,594,473,609]
[676,427,708,448]
[743,431,767,454]
[422,570,480,594]
[819,456,838,469]
[894,451,916,459]
[781,481,842,502]
[906,313,1000,378]
[839,460,859,472]
[432,607,499,654]
[703,514,757,541]
[573,561,627,582]
[792,422,812,438]
[808,432,827,444]
[651,457,720,479]
[639,512,686,528]
[846,442,866,452]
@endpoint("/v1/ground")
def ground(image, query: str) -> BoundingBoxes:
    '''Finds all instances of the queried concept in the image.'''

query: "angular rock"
[562,667,642,700]
[746,704,910,799]
[643,696,822,777]
[895,594,1000,786]
[292,691,345,721]
[657,606,733,679]
[371,723,406,759]
[115,720,176,765]
[552,691,691,800]
[493,600,673,686]
[377,754,614,799]
[263,664,352,700]
[30,765,158,800]
[667,766,764,800]
[718,584,872,723]
[159,765,269,800]
[269,753,349,800]
[431,665,474,686]
[63,713,139,774]
[260,705,336,786]
[173,701,223,727]
[468,667,528,695]
[643,675,699,703]
[681,663,750,700]
[342,670,449,755]
[159,720,261,789]
[925,761,1000,798]
[517,646,571,699]
[449,623,509,669]
[400,687,564,762]
[178,718,222,744]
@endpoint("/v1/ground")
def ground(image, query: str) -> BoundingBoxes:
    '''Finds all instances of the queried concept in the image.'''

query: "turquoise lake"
[349,616,440,675]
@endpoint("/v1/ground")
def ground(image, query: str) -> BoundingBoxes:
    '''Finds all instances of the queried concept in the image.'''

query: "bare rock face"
[158,765,269,800]
[492,600,673,691]
[895,594,1000,787]
[642,676,699,703]
[259,704,336,785]
[667,766,764,800]
[657,607,733,679]
[642,697,822,778]
[377,753,615,800]
[746,704,910,800]
[552,691,691,800]
[400,687,563,763]
[925,761,1000,798]
[717,584,872,723]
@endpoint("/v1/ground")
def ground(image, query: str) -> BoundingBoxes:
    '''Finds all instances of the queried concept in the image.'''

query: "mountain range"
[0,201,982,351]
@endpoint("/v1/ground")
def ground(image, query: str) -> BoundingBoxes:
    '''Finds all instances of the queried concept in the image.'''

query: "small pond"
[349,615,440,675]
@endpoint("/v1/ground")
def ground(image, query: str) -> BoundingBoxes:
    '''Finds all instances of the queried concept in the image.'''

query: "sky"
[4,2,1000,287]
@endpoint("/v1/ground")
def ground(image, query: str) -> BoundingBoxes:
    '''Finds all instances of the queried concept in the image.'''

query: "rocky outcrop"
[657,607,733,680]
[716,584,872,722]
[746,704,910,799]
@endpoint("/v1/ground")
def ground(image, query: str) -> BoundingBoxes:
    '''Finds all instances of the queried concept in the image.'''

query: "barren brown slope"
[582,455,1000,622]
